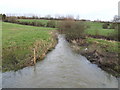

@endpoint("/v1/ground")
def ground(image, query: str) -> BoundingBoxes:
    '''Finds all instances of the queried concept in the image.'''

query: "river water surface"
[2,35,118,88]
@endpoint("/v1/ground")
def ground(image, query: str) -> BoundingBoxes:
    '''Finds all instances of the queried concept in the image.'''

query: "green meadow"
[2,19,119,73]
[18,19,117,37]
[2,22,57,71]
[85,22,117,37]
[17,19,119,52]
[86,37,120,53]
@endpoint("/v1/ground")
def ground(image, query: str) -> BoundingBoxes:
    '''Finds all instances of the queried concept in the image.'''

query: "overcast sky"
[0,0,119,21]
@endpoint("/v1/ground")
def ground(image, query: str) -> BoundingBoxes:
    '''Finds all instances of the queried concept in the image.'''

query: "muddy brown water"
[2,35,118,88]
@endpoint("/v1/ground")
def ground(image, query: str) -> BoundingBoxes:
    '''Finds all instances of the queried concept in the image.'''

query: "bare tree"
[113,15,120,22]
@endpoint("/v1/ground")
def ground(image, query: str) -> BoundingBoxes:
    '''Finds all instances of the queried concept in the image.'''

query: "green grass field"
[2,22,57,71]
[12,19,119,55]
[86,37,120,53]
[2,19,119,74]
[85,22,117,37]
[18,19,117,37]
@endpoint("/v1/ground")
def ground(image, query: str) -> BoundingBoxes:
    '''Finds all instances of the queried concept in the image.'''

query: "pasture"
[2,22,57,71]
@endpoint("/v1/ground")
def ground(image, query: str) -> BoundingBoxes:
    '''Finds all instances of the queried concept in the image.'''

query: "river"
[2,35,118,88]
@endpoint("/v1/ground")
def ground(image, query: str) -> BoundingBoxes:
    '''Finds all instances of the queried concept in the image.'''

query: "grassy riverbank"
[57,20,120,77]
[3,19,119,77]
[2,22,57,72]
[70,37,120,77]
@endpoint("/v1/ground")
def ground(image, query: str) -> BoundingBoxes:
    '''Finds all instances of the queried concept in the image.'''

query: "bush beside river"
[58,20,120,77]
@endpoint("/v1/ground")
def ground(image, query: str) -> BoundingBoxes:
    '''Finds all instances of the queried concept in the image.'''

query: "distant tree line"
[0,14,6,20]
[0,14,88,21]
[1,14,120,23]
[0,14,58,28]
[1,14,119,41]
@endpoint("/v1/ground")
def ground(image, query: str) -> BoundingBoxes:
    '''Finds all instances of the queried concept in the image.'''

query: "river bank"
[2,35,118,88]
[23,31,58,68]
[2,22,57,72]
[69,37,120,77]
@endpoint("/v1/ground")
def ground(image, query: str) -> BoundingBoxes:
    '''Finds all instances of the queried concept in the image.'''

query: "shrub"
[0,14,2,20]
[107,30,118,41]
[2,14,6,21]
[4,17,17,23]
[37,22,46,27]
[110,23,117,29]
[46,20,56,28]
[108,23,119,41]
[102,23,109,29]
[33,22,38,26]
[117,23,120,41]
[58,20,86,40]
[95,29,99,36]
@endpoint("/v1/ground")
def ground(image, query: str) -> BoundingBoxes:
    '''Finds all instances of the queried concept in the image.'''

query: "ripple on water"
[2,35,118,88]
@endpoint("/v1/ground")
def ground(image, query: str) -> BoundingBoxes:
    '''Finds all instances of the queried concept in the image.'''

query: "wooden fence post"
[33,48,36,64]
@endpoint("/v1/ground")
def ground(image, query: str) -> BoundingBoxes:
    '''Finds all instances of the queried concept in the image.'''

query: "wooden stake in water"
[33,48,36,64]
